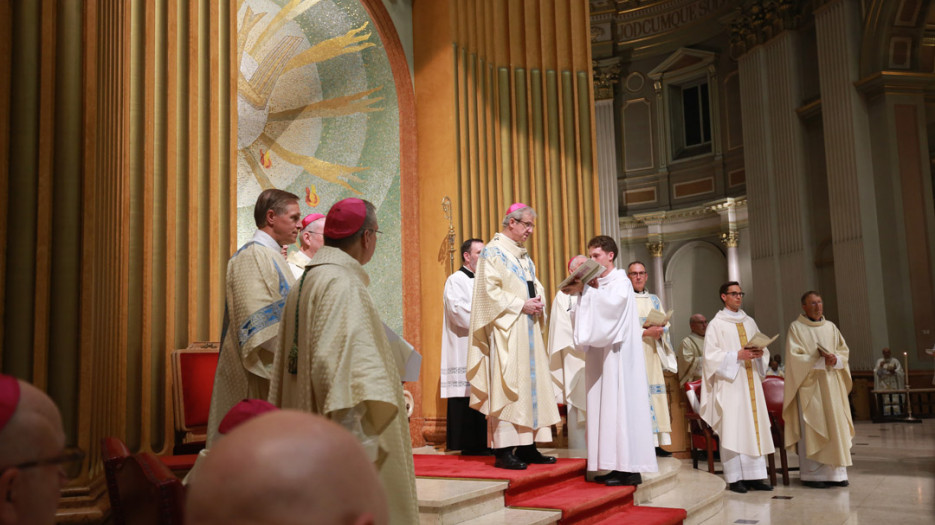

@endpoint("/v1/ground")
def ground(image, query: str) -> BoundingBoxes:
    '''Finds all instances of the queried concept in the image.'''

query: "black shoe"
[655,447,672,457]
[605,471,642,486]
[593,471,615,483]
[515,444,557,464]
[493,451,527,470]
[729,481,748,493]
[826,480,849,487]
[803,481,829,489]
[747,480,774,491]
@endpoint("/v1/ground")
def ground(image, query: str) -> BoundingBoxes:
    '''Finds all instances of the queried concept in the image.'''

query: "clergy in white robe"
[548,255,589,450]
[441,238,488,454]
[286,213,325,279]
[677,314,707,386]
[268,198,418,525]
[700,281,774,493]
[874,347,905,416]
[565,236,657,486]
[207,189,301,445]
[783,291,854,488]
[467,203,560,470]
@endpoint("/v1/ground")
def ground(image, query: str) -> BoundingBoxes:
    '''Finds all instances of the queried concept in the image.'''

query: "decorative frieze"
[729,0,812,59]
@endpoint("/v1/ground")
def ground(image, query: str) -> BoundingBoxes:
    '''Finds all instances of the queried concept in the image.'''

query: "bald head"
[0,378,67,525]
[186,410,388,525]
[568,255,588,274]
[689,314,707,337]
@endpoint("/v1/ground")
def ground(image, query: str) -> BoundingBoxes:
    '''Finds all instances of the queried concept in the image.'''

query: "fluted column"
[737,29,813,335]
[647,240,666,307]
[596,99,621,242]
[814,0,887,366]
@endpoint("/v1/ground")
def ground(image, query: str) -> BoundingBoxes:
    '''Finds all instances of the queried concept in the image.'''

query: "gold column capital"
[647,240,664,257]
[720,230,740,248]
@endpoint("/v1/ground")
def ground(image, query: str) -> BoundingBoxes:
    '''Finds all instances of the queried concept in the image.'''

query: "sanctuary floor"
[701,419,935,525]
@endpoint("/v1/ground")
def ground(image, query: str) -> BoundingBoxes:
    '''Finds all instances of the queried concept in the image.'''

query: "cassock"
[286,249,313,280]
[268,246,418,525]
[467,233,560,448]
[700,308,773,483]
[572,268,657,474]
[207,230,294,445]
[677,333,704,386]
[441,267,487,453]
[634,291,677,446]
[548,290,587,450]
[783,315,854,482]
[874,356,905,416]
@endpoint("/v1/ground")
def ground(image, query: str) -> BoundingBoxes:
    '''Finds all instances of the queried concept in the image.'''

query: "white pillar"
[648,241,666,307]
[721,232,741,282]
[814,0,887,368]
[595,99,621,242]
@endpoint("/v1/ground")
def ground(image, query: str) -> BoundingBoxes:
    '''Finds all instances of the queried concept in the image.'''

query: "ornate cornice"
[729,0,813,60]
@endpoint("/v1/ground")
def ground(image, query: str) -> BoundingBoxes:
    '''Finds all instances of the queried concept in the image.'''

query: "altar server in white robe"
[874,347,905,416]
[207,189,300,445]
[548,255,589,450]
[565,235,657,487]
[700,281,774,493]
[783,291,854,489]
[286,213,325,279]
[467,203,561,470]
[441,238,489,455]
[628,261,677,456]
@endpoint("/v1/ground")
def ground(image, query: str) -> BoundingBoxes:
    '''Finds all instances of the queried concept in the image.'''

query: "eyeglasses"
[628,271,647,277]
[2,448,85,478]
[725,292,745,297]
[514,219,535,231]
[365,228,383,236]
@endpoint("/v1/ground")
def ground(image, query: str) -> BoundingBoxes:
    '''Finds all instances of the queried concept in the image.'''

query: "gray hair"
[501,206,537,228]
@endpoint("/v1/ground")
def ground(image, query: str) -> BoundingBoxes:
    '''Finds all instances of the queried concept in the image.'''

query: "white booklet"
[557,259,604,289]
[643,309,673,328]
[383,322,422,382]
[744,332,778,349]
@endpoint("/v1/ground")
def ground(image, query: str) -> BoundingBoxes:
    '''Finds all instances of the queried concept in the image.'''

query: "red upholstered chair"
[102,437,132,525]
[684,380,719,474]
[171,342,220,448]
[115,452,186,525]
[761,375,793,486]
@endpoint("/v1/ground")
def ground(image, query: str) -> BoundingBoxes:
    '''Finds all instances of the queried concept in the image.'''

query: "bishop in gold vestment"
[268,198,418,525]
[783,292,853,487]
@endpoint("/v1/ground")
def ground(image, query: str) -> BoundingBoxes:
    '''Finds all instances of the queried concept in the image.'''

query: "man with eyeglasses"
[627,261,677,457]
[700,281,774,493]
[677,314,708,386]
[0,373,78,525]
[287,213,326,279]
[467,203,560,470]
[269,198,417,525]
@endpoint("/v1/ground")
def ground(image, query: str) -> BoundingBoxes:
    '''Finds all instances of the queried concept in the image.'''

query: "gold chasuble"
[207,236,295,445]
[467,233,560,435]
[268,246,418,525]
[634,292,676,440]
[783,315,854,467]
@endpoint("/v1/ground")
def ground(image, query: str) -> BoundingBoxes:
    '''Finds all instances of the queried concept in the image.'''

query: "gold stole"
[735,323,761,454]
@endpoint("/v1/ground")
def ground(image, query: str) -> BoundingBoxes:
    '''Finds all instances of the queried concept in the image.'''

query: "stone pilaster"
[814,0,887,368]
[596,99,621,242]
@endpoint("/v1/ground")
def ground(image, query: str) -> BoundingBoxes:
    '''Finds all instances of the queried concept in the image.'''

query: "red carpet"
[414,454,686,525]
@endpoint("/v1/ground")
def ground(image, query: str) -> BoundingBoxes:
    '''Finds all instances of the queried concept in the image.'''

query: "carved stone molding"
[720,230,740,247]
[729,0,813,59]
[593,58,623,100]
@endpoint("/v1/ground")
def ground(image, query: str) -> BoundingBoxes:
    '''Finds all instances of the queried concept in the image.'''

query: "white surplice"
[572,268,657,473]
[548,290,587,449]
[700,308,774,483]
[286,249,313,280]
[441,268,475,399]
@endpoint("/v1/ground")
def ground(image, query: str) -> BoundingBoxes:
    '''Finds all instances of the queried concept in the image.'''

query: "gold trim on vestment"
[736,323,761,454]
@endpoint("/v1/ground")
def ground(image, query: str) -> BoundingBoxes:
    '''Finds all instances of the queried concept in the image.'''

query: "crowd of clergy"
[0,189,869,525]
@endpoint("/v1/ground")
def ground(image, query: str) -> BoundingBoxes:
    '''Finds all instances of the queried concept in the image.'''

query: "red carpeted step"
[507,476,637,524]
[589,504,686,525]
[413,454,587,497]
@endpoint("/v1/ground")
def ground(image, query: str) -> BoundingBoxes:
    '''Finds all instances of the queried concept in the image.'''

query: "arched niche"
[664,240,727,348]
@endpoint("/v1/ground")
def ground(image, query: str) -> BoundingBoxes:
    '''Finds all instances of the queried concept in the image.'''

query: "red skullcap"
[324,198,367,239]
[0,374,21,433]
[567,256,584,273]
[507,202,528,215]
[301,213,326,230]
[218,399,278,435]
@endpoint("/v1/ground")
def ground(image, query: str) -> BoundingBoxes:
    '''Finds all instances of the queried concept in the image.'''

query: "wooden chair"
[171,342,220,448]
[102,437,186,525]
[761,376,795,486]
[684,380,719,474]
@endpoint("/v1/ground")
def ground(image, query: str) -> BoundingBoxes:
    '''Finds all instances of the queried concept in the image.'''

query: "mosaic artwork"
[236,0,402,331]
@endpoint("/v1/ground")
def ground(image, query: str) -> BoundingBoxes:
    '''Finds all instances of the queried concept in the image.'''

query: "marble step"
[458,508,561,525]
[638,463,726,525]
[418,477,508,525]
[634,456,682,504]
